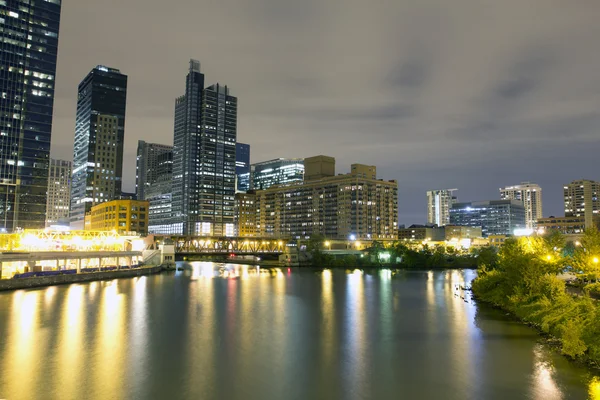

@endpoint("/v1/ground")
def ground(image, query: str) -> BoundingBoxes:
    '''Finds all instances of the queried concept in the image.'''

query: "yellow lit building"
[234,192,257,237]
[88,200,149,235]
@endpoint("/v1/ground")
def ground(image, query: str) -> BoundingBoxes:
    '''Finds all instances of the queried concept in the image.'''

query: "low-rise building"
[444,225,483,240]
[88,199,149,235]
[398,225,445,242]
[536,215,600,235]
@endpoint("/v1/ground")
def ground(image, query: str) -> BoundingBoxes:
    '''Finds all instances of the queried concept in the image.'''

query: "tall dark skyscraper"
[70,66,127,229]
[0,0,62,231]
[172,60,237,236]
[136,140,173,201]
[236,143,250,192]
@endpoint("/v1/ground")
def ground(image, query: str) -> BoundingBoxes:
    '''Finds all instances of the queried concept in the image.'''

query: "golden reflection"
[130,276,148,395]
[57,285,84,399]
[94,281,125,399]
[319,269,336,388]
[426,271,435,306]
[44,286,57,306]
[589,377,600,400]
[3,290,40,400]
[346,268,366,390]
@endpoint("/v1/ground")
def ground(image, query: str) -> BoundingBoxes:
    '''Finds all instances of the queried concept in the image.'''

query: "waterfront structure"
[172,60,237,236]
[254,156,398,240]
[500,182,543,229]
[0,0,62,231]
[444,225,483,240]
[564,180,600,229]
[45,159,71,227]
[427,189,458,227]
[136,141,173,200]
[536,216,600,235]
[234,192,257,237]
[70,66,128,229]
[236,143,250,192]
[87,199,148,235]
[251,158,304,190]
[398,225,445,242]
[449,200,526,237]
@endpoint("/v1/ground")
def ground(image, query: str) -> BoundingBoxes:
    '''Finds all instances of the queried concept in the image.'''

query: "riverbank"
[0,265,163,292]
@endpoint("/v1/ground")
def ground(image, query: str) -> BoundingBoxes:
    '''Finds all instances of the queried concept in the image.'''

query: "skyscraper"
[172,60,237,236]
[251,158,305,190]
[45,159,71,227]
[136,141,173,200]
[564,179,600,229]
[70,66,127,229]
[426,189,457,226]
[136,141,174,234]
[500,182,543,229]
[235,143,250,192]
[0,0,62,231]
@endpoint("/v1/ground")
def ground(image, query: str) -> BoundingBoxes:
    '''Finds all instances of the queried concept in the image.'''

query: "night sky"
[50,0,600,225]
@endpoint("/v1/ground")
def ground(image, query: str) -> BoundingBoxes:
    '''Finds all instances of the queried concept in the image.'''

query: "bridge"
[162,236,292,255]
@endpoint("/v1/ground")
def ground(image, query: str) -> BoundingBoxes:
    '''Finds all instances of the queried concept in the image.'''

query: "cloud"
[51,0,600,224]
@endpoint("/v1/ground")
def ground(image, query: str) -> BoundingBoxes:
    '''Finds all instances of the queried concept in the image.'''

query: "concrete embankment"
[0,266,162,292]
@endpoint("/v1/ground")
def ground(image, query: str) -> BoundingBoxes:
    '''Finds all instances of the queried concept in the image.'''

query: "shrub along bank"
[472,230,600,365]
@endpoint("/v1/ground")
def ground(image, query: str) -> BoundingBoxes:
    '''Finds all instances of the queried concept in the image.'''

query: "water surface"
[0,264,598,399]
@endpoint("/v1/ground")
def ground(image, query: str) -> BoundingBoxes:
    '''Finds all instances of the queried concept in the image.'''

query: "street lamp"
[324,241,331,250]
[593,257,599,264]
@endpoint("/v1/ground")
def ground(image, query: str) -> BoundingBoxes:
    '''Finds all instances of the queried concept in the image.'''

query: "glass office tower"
[236,143,250,192]
[0,0,62,231]
[172,60,237,236]
[70,66,127,229]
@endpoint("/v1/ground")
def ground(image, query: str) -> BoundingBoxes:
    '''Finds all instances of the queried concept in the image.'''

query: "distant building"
[136,141,173,200]
[171,60,237,236]
[254,156,398,240]
[251,158,304,190]
[500,182,542,229]
[70,66,128,229]
[398,225,445,242]
[236,143,250,192]
[444,225,483,240]
[45,160,72,227]
[119,192,137,200]
[564,179,600,229]
[537,216,600,235]
[450,200,526,237]
[234,192,257,237]
[0,0,62,231]
[88,199,149,235]
[427,189,458,227]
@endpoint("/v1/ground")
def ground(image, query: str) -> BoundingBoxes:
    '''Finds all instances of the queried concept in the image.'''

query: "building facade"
[444,225,483,240]
[251,158,304,190]
[234,192,257,237]
[449,200,526,237]
[500,182,543,229]
[45,159,71,227]
[427,189,458,227]
[70,66,127,229]
[398,225,445,242]
[172,60,237,236]
[254,157,398,240]
[537,216,600,235]
[136,141,173,200]
[0,0,62,231]
[236,143,250,192]
[564,180,600,229]
[88,199,148,235]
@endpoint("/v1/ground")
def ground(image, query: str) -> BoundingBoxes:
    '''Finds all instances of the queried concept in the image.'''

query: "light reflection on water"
[0,265,597,400]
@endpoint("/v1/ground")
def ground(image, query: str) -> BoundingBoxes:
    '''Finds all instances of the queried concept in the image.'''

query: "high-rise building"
[564,179,600,229]
[427,189,458,226]
[449,200,526,237]
[172,60,237,236]
[252,157,398,240]
[0,0,62,231]
[500,182,542,229]
[135,141,174,234]
[236,143,250,192]
[251,158,304,190]
[70,66,127,229]
[45,159,71,227]
[136,141,173,200]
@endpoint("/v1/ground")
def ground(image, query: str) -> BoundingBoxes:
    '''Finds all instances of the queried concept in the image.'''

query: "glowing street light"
[593,257,599,264]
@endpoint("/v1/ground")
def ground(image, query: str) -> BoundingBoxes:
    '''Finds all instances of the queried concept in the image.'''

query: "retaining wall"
[0,266,162,292]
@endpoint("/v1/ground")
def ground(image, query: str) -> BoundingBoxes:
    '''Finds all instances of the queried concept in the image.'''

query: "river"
[0,263,598,399]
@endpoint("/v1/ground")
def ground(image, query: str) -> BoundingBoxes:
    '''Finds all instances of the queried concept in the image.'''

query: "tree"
[572,229,600,280]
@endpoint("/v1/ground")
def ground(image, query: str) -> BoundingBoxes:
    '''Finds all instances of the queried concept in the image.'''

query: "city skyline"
[44,0,600,225]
